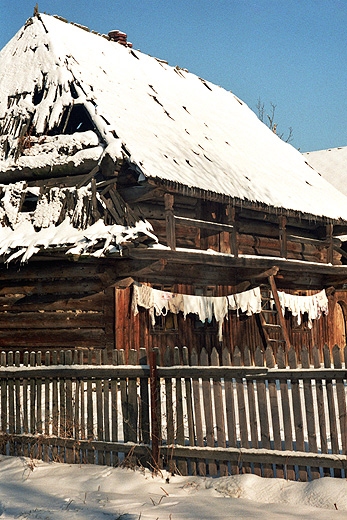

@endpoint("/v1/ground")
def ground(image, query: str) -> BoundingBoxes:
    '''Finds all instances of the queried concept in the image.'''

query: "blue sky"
[1,0,346,152]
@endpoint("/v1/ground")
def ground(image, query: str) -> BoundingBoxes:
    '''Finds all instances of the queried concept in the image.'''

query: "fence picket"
[8,352,14,456]
[288,346,307,481]
[111,349,119,466]
[255,346,272,478]
[233,346,250,474]
[211,347,227,476]
[265,346,283,479]
[221,347,238,475]
[276,346,295,480]
[200,348,217,476]
[182,346,196,476]
[15,352,22,456]
[191,347,206,476]
[22,352,29,457]
[335,346,347,457]
[86,349,94,464]
[44,351,51,462]
[0,344,345,481]
[323,345,340,477]
[312,345,329,477]
[174,346,188,475]
[65,350,74,464]
[301,346,319,480]
[163,346,175,474]
[244,345,261,476]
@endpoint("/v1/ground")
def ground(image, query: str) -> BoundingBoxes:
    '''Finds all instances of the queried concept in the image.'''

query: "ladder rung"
[263,324,281,329]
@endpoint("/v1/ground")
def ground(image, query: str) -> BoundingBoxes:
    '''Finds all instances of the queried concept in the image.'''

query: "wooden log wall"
[116,284,332,362]
[138,195,342,264]
[0,261,115,357]
[0,344,347,480]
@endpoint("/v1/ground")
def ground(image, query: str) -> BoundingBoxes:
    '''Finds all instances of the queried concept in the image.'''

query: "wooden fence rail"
[0,344,346,480]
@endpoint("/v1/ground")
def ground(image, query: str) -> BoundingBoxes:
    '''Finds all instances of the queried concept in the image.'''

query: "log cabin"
[1,10,347,362]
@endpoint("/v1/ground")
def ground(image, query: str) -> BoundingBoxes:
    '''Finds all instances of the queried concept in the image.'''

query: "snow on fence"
[0,344,346,481]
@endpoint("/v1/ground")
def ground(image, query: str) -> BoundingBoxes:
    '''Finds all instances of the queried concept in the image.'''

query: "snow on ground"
[1,456,347,519]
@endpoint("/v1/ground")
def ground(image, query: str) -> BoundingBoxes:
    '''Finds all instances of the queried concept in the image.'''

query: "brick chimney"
[108,30,133,48]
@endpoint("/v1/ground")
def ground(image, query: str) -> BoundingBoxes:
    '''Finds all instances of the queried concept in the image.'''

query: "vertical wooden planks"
[211,347,227,476]
[335,346,347,458]
[65,350,74,464]
[103,348,111,467]
[191,347,206,476]
[0,352,6,457]
[44,351,51,462]
[111,349,119,466]
[323,345,339,477]
[244,345,261,476]
[163,346,175,474]
[254,346,272,478]
[138,348,150,446]
[118,349,129,443]
[22,351,29,457]
[265,346,283,479]
[277,346,295,480]
[59,351,66,462]
[312,346,329,476]
[233,346,250,473]
[301,346,319,479]
[182,346,196,476]
[174,347,188,475]
[86,349,94,464]
[95,350,104,465]
[127,349,139,444]
[201,348,217,476]
[29,352,36,448]
[221,347,238,475]
[36,351,43,461]
[288,346,307,481]
[15,351,22,456]
[7,352,15,456]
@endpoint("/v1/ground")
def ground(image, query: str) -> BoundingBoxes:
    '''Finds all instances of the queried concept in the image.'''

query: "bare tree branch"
[256,99,293,143]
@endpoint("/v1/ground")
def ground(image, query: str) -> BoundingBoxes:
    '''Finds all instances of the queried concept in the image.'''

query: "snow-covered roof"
[303,147,347,197]
[0,181,157,263]
[2,13,347,222]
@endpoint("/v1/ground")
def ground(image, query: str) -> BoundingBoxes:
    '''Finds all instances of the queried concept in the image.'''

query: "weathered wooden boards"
[0,344,346,480]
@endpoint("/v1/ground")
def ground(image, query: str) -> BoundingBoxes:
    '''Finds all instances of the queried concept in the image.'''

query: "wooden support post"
[227,205,238,257]
[279,215,287,258]
[326,223,334,264]
[164,193,176,250]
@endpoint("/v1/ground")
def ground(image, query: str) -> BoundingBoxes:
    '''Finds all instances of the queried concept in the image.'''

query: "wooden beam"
[250,266,279,282]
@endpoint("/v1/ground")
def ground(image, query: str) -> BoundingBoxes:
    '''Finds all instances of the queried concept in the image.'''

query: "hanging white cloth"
[275,289,328,328]
[229,286,262,316]
[131,282,154,316]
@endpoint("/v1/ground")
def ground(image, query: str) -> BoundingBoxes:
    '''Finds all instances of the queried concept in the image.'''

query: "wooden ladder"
[259,275,291,351]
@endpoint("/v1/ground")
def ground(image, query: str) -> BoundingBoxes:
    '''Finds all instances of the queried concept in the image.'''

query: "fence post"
[149,349,160,471]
